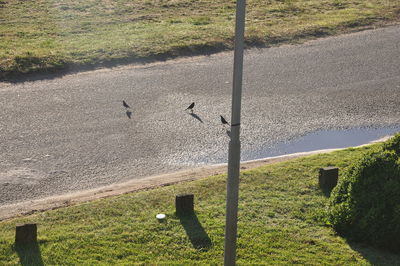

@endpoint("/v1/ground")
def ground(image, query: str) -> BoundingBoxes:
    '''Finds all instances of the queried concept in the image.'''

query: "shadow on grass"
[0,19,384,84]
[179,213,212,251]
[0,43,229,84]
[0,17,390,83]
[321,187,333,198]
[14,241,44,266]
[347,241,400,265]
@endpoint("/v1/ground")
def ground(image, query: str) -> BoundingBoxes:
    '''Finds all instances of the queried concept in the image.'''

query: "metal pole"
[224,0,246,264]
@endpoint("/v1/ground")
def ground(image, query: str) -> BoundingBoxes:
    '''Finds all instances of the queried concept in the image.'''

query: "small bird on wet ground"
[122,100,130,108]
[186,102,195,112]
[220,115,229,125]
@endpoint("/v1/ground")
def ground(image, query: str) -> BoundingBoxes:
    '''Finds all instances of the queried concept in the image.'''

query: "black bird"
[220,115,229,125]
[186,102,195,112]
[122,100,130,108]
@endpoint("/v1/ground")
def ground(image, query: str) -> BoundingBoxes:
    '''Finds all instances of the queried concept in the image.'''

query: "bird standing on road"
[122,100,130,109]
[220,115,229,126]
[186,102,195,113]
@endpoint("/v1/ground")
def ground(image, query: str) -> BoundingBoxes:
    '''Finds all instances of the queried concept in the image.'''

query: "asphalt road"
[1,25,400,206]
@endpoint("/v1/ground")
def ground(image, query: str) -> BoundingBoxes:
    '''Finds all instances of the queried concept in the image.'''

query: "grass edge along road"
[1,142,400,264]
[1,0,400,79]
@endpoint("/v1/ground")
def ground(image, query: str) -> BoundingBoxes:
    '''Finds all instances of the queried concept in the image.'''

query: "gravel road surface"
[1,25,400,207]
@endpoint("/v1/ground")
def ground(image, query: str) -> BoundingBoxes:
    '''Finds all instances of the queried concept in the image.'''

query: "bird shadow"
[126,110,132,119]
[14,241,44,266]
[178,213,212,251]
[188,113,203,123]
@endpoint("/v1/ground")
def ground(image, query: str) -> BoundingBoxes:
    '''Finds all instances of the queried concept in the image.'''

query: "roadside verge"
[0,136,389,221]
[1,0,399,81]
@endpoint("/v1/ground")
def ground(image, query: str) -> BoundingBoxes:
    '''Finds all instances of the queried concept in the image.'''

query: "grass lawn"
[1,143,400,264]
[1,0,399,78]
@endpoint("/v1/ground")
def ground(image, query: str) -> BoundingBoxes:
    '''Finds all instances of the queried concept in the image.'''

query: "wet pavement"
[244,125,400,161]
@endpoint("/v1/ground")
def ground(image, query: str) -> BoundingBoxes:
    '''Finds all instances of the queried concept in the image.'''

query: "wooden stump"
[176,194,194,216]
[319,167,339,193]
[15,224,37,244]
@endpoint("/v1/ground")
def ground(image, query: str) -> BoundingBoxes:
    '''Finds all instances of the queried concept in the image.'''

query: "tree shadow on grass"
[347,240,400,265]
[14,241,44,266]
[179,213,212,251]
[1,43,229,84]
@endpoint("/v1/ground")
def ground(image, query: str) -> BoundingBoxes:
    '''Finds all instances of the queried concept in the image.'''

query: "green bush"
[383,132,400,155]
[328,133,400,252]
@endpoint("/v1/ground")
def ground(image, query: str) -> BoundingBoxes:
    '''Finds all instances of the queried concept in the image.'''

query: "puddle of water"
[243,126,400,161]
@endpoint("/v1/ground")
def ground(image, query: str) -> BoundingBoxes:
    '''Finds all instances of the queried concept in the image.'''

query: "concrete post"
[15,224,37,244]
[176,194,194,216]
[319,167,339,192]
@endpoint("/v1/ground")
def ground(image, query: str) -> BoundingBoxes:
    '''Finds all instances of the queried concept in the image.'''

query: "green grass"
[1,144,400,264]
[1,0,399,78]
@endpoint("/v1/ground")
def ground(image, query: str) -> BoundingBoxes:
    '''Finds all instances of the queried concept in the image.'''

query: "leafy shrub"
[327,133,400,252]
[383,132,400,155]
